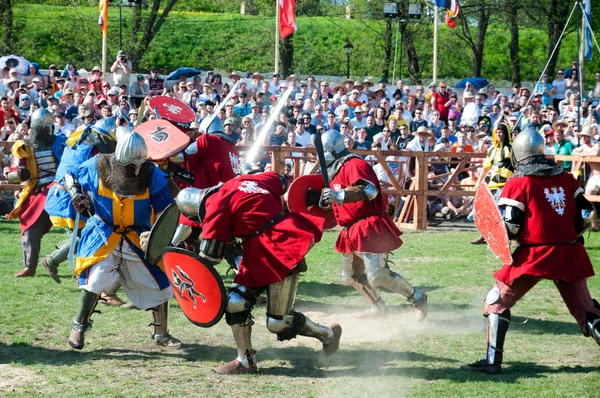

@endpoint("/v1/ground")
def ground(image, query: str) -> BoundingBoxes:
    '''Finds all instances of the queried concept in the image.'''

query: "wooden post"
[414,152,429,230]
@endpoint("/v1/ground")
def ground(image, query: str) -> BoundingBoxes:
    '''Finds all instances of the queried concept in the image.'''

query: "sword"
[67,212,80,270]
[313,130,330,187]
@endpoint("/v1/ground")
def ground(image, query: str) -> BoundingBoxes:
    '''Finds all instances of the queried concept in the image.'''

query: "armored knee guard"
[68,290,101,350]
[266,311,307,341]
[224,284,258,370]
[586,299,600,346]
[150,302,181,348]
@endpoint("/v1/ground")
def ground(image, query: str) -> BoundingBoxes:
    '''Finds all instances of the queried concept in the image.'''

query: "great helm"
[30,108,54,130]
[199,114,223,134]
[114,128,147,175]
[321,129,347,166]
[512,127,544,163]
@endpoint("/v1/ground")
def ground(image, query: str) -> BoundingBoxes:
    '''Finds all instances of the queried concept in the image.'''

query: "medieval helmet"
[512,127,544,163]
[94,117,117,137]
[321,129,347,166]
[199,114,223,134]
[30,108,54,130]
[175,183,223,221]
[114,129,147,175]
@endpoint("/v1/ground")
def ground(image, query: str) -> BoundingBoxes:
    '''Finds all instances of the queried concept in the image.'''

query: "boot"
[68,290,101,350]
[15,268,35,278]
[214,322,258,375]
[41,257,61,284]
[470,236,486,245]
[296,315,342,357]
[150,302,181,348]
[409,288,428,322]
[461,310,510,375]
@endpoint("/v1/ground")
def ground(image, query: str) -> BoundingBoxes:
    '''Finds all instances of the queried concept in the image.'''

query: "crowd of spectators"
[2,53,600,221]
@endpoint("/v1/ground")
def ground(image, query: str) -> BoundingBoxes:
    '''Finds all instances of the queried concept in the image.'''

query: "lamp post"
[344,41,354,79]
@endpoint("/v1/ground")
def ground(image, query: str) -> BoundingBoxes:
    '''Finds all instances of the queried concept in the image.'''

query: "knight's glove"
[140,231,151,252]
[73,194,94,217]
[306,189,321,206]
[319,187,345,210]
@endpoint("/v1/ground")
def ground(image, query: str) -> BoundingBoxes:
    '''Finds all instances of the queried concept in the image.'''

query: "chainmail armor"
[512,155,563,178]
[97,154,155,196]
[80,129,117,154]
[327,150,362,181]
[26,125,55,151]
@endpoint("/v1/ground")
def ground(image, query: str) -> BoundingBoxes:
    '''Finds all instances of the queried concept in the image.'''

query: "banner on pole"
[434,0,460,17]
[99,0,108,38]
[584,0,592,60]
[279,0,297,39]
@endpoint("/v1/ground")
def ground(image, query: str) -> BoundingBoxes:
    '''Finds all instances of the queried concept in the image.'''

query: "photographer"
[110,50,132,86]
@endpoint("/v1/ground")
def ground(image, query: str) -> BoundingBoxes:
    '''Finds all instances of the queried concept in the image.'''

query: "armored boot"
[586,299,600,346]
[214,322,258,375]
[461,310,510,375]
[150,302,181,348]
[298,316,342,357]
[41,238,74,284]
[68,290,101,350]
[346,274,387,317]
[371,267,428,321]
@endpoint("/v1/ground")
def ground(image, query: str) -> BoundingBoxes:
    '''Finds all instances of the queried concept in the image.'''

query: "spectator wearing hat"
[350,106,367,129]
[461,91,480,128]
[128,108,139,126]
[223,117,241,142]
[234,92,251,117]
[129,74,150,107]
[147,68,165,96]
[110,50,132,86]
[553,120,573,169]
[224,101,242,133]
[113,95,131,123]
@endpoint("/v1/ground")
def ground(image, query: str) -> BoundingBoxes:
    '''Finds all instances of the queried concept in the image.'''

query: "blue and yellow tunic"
[72,155,172,290]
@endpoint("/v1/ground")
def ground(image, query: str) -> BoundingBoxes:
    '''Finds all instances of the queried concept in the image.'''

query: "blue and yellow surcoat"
[72,156,172,285]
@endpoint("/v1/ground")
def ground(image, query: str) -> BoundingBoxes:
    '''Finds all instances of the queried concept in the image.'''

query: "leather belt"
[519,239,579,247]
[240,211,285,244]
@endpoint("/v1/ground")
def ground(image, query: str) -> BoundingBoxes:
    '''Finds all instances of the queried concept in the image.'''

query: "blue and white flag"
[584,0,592,60]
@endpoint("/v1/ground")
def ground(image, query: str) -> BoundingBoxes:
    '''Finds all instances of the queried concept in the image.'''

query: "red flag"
[98,0,108,38]
[446,10,456,29]
[279,0,297,39]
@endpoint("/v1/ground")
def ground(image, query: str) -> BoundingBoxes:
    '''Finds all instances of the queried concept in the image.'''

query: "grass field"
[1,220,599,397]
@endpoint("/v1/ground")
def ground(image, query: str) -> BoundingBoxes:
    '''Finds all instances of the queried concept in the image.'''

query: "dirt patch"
[0,364,44,394]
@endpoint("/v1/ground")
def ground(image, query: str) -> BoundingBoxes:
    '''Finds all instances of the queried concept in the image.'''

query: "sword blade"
[67,212,80,270]
[314,131,330,187]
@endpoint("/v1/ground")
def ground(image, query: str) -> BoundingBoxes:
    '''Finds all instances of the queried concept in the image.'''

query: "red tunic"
[18,186,52,234]
[494,172,594,284]
[330,157,402,254]
[180,134,240,227]
[201,172,323,287]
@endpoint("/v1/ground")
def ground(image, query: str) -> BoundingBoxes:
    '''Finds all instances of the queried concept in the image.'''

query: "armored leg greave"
[150,302,181,348]
[586,299,600,346]
[231,321,256,369]
[46,236,77,268]
[485,310,511,366]
[341,254,386,313]
[68,290,101,350]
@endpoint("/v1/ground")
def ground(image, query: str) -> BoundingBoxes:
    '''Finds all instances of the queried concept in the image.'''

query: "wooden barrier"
[2,138,597,231]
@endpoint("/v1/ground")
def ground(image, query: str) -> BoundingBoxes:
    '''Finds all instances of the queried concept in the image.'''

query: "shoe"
[153,333,182,349]
[68,328,85,350]
[41,258,61,284]
[213,359,258,375]
[470,236,486,245]
[323,324,342,357]
[413,293,428,322]
[100,294,126,307]
[15,268,35,278]
[460,359,502,375]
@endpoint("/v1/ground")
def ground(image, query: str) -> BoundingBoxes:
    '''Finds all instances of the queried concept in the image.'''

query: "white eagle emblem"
[238,181,269,195]
[164,103,182,115]
[229,151,240,174]
[544,186,566,215]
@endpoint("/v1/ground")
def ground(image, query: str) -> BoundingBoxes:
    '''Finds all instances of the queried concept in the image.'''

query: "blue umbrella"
[455,77,489,89]
[166,67,202,81]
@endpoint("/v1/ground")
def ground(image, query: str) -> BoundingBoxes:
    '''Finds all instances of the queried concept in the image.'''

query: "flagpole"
[102,33,107,75]
[433,6,438,84]
[578,0,584,134]
[275,0,280,74]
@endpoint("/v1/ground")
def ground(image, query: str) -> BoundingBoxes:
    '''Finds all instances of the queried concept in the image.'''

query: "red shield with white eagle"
[473,184,513,265]
[148,96,195,123]
[287,174,337,230]
[162,247,226,328]
[134,119,191,161]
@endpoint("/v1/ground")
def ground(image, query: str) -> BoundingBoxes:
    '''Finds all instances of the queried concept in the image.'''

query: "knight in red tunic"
[462,128,600,375]
[174,172,342,375]
[173,116,241,246]
[315,129,428,320]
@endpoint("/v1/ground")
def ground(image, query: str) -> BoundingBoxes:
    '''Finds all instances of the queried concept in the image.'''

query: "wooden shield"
[148,96,195,123]
[287,174,337,230]
[162,247,226,328]
[134,119,191,161]
[145,202,180,265]
[473,184,513,265]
